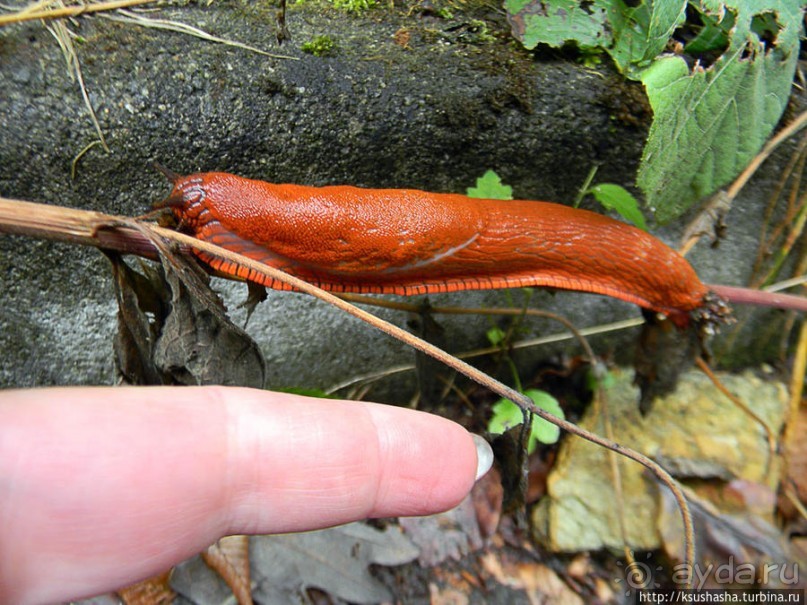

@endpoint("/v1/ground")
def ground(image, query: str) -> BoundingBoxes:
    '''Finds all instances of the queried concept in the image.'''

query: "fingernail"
[472,433,493,481]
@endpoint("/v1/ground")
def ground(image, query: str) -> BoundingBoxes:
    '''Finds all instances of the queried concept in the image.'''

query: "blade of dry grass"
[102,9,299,61]
[46,17,110,151]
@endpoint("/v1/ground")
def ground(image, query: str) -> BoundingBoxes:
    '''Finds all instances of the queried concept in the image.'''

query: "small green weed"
[301,35,336,56]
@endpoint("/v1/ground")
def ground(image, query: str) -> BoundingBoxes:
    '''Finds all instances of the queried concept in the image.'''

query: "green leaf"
[486,326,507,347]
[636,0,802,223]
[505,0,610,50]
[588,183,648,230]
[467,170,514,200]
[605,0,688,74]
[487,389,564,452]
[487,399,523,434]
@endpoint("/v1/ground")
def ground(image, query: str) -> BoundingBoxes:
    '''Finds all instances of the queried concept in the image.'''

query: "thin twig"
[0,0,156,26]
[784,485,807,523]
[783,319,807,456]
[587,377,635,567]
[71,140,104,179]
[0,197,160,256]
[706,283,807,313]
[749,134,807,285]
[573,163,599,208]
[681,110,807,255]
[765,275,807,292]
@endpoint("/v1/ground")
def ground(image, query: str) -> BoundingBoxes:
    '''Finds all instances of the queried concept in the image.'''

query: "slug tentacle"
[160,171,719,328]
[152,162,182,185]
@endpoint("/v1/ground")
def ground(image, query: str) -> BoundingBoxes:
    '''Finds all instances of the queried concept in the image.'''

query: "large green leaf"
[637,0,802,223]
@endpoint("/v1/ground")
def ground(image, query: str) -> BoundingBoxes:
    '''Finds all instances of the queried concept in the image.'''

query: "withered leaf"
[172,524,419,605]
[250,523,418,604]
[490,423,530,516]
[407,302,449,409]
[110,246,266,387]
[201,536,253,605]
[399,494,483,567]
[109,253,165,386]
[658,482,797,588]
[116,570,175,605]
[634,309,701,414]
[242,280,268,326]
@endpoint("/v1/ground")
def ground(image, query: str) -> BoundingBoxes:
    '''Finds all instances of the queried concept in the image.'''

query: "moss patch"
[301,34,336,56]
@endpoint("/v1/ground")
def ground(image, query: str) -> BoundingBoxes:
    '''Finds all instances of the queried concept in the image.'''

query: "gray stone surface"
[0,3,793,396]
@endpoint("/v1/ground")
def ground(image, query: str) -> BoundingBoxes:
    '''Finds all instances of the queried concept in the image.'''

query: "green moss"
[330,0,376,13]
[465,19,494,44]
[301,34,336,56]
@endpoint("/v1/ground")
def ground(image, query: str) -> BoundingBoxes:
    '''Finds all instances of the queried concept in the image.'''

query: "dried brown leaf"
[480,551,584,605]
[470,468,503,540]
[658,482,800,589]
[250,523,418,604]
[116,570,174,605]
[202,536,253,605]
[399,494,483,567]
[110,254,164,385]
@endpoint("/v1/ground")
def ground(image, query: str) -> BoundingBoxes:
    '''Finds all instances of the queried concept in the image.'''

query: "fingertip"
[363,405,483,518]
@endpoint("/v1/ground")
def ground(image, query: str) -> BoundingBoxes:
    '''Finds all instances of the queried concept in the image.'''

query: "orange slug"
[159,171,724,328]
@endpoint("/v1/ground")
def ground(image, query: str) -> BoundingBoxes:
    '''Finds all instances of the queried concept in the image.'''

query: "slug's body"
[162,172,713,326]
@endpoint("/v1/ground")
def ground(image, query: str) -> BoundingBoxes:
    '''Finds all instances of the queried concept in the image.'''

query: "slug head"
[152,165,208,231]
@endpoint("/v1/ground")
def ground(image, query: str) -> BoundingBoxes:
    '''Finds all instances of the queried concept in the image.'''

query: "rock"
[0,4,797,394]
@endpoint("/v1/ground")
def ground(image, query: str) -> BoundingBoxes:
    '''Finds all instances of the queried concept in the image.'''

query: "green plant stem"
[573,164,599,208]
